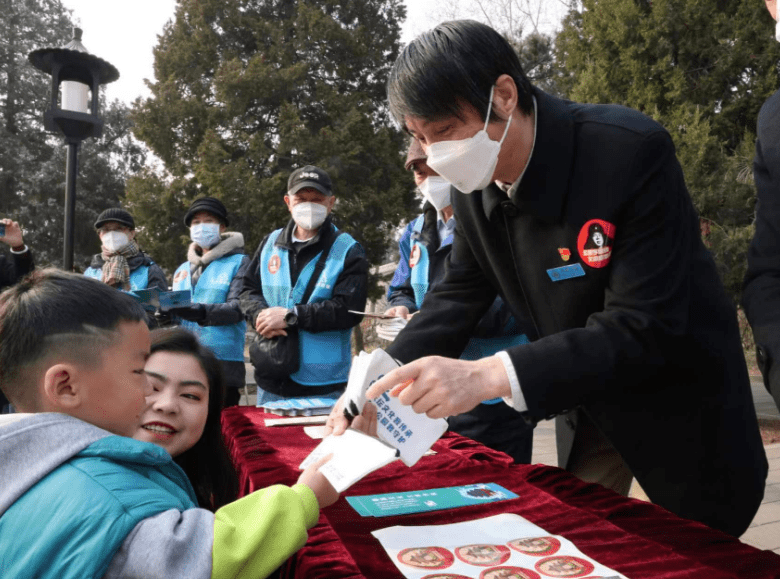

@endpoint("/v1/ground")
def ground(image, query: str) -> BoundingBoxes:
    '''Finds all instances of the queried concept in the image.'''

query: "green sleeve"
[211,483,319,579]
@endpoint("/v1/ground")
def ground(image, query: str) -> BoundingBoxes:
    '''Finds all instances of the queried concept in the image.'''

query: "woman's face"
[134,351,210,457]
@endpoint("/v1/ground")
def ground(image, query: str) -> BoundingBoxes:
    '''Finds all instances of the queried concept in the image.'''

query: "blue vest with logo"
[408,215,529,404]
[84,263,150,291]
[259,228,356,386]
[172,253,246,362]
[0,436,197,579]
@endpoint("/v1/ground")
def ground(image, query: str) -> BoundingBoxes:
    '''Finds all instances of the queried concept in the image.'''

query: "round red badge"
[508,536,561,556]
[267,255,280,275]
[455,544,511,567]
[398,547,454,569]
[577,219,615,269]
[173,270,189,284]
[422,575,472,579]
[410,244,421,268]
[480,566,541,579]
[535,556,595,577]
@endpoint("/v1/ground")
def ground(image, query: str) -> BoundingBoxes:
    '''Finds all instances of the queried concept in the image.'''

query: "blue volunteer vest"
[259,228,356,386]
[408,215,529,404]
[84,263,151,291]
[172,253,247,362]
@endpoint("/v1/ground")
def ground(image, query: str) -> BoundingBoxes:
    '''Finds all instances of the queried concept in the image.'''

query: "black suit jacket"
[388,89,767,536]
[744,89,780,409]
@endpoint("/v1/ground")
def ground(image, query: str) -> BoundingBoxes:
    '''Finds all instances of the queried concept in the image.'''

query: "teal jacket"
[0,413,320,579]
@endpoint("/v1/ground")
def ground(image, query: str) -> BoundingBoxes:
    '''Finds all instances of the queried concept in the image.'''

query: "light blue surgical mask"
[190,222,221,248]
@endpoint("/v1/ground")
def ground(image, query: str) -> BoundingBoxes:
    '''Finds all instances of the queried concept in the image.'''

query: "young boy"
[0,269,337,579]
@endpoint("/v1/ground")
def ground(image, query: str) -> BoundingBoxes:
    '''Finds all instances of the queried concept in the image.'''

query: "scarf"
[187,232,244,287]
[101,239,140,290]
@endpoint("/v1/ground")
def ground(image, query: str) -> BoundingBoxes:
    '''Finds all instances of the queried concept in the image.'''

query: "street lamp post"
[28,28,119,271]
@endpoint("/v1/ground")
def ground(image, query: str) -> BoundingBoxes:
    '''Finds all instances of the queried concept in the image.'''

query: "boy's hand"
[323,394,378,437]
[0,219,25,249]
[297,454,339,509]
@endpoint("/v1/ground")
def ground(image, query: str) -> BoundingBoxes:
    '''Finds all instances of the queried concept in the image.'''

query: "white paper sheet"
[299,428,398,492]
[372,513,628,579]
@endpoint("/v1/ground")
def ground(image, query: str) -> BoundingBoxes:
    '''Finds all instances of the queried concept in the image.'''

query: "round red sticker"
[455,544,511,567]
[480,567,541,579]
[397,547,454,569]
[508,536,561,556]
[173,270,189,284]
[535,556,595,577]
[267,255,281,275]
[410,244,421,268]
[577,219,615,269]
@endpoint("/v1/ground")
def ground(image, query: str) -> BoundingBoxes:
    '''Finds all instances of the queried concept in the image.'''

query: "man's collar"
[482,88,575,223]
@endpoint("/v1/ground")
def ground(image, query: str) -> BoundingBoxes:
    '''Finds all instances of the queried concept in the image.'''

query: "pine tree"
[128,0,416,291]
[555,0,780,302]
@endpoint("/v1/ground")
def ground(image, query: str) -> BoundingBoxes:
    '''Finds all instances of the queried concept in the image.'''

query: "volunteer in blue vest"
[239,165,369,405]
[84,208,167,293]
[380,139,535,463]
[168,197,250,407]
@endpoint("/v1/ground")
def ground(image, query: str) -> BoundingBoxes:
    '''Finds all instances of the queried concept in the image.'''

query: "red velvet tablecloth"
[221,407,780,578]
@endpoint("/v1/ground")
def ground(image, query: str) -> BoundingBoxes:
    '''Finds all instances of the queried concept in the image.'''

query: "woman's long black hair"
[149,327,239,511]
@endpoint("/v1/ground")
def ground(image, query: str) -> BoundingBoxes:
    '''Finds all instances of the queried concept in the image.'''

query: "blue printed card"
[347,483,519,517]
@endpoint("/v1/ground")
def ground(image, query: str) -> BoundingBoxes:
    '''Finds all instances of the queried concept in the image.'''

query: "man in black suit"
[743,0,780,412]
[328,20,767,537]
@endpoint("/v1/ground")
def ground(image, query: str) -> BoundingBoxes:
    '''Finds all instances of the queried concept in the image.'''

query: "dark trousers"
[221,360,246,407]
[447,402,534,464]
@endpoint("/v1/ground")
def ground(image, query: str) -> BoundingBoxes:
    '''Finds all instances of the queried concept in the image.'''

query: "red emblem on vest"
[173,270,189,284]
[558,248,571,262]
[268,255,281,275]
[577,219,615,269]
[409,244,421,268]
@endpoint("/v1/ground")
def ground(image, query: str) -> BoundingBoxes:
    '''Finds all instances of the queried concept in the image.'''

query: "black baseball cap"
[287,165,333,197]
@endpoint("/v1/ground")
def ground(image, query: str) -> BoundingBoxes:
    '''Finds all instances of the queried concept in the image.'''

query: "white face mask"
[292,202,329,230]
[775,18,780,42]
[425,85,512,193]
[101,231,129,252]
[419,176,452,212]
[190,222,221,248]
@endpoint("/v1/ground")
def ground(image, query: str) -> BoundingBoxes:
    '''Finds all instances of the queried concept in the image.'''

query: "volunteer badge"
[577,219,615,269]
[268,254,280,274]
[410,244,421,268]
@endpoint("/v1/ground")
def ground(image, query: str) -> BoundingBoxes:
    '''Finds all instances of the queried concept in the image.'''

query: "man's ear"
[492,74,519,121]
[284,195,293,212]
[326,196,337,211]
[42,363,83,411]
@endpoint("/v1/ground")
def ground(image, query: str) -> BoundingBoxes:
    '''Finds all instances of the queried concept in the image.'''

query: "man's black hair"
[388,20,534,127]
[0,269,147,408]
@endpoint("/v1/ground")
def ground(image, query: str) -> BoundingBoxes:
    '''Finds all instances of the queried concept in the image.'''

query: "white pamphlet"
[300,348,448,491]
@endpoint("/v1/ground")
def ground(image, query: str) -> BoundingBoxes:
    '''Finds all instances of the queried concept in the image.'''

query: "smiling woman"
[133,327,239,510]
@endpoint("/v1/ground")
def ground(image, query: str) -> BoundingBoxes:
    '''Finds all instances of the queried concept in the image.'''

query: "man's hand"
[297,454,339,509]
[255,306,289,338]
[0,219,24,249]
[323,393,378,437]
[364,356,512,419]
[384,305,411,319]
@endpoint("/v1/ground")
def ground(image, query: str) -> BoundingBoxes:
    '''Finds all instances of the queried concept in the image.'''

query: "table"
[221,407,780,578]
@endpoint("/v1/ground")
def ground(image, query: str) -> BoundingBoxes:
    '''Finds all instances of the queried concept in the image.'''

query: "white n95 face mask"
[776,18,780,42]
[425,85,512,193]
[419,176,452,212]
[292,202,328,230]
[101,231,129,252]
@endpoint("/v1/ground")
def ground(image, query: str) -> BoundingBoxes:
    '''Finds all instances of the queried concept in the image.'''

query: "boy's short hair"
[388,20,534,127]
[0,269,147,409]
